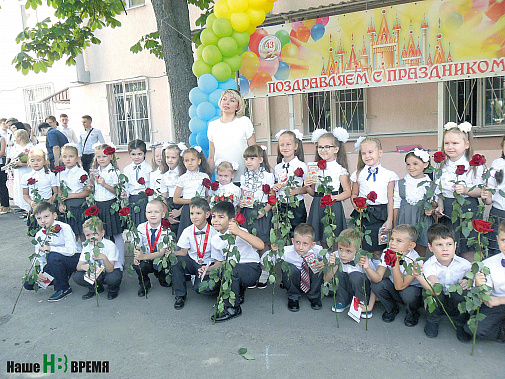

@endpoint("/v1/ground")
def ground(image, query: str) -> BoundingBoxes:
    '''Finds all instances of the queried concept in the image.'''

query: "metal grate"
[484,76,505,126]
[445,79,477,125]
[23,85,53,130]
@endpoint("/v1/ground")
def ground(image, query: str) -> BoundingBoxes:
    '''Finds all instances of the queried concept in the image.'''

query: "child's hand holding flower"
[359,255,369,269]
[475,272,486,287]
[459,279,469,290]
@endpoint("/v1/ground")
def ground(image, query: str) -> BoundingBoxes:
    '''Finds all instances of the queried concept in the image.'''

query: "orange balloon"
[303,19,317,29]
[296,25,311,43]
[250,71,272,95]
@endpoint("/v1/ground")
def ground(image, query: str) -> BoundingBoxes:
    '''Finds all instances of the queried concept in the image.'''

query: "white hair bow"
[91,142,102,149]
[63,143,79,149]
[194,146,202,153]
[214,158,223,167]
[311,129,327,144]
[413,148,430,163]
[231,161,239,171]
[178,142,188,157]
[332,127,349,143]
[444,121,472,133]
[274,129,303,141]
[354,136,366,151]
[260,145,267,151]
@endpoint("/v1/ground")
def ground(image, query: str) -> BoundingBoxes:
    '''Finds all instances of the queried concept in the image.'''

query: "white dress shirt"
[274,157,308,202]
[279,245,323,270]
[483,253,505,297]
[137,221,174,254]
[175,171,210,199]
[487,158,505,211]
[177,223,218,264]
[435,155,484,198]
[160,166,180,198]
[34,220,77,270]
[309,159,349,193]
[59,165,88,194]
[79,237,123,270]
[58,126,79,144]
[78,128,105,155]
[351,164,399,205]
[334,250,363,274]
[378,249,422,287]
[423,254,471,294]
[211,228,260,264]
[93,163,119,202]
[123,160,153,195]
[21,169,58,200]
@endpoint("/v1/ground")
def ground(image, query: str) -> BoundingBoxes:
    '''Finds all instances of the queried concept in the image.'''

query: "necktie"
[366,166,378,182]
[134,165,141,181]
[300,259,310,293]
[501,258,505,268]
[150,228,158,252]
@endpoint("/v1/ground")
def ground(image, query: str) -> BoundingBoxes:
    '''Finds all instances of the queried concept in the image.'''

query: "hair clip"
[333,127,349,143]
[413,148,430,163]
[354,136,366,151]
[311,129,327,144]
[150,142,163,149]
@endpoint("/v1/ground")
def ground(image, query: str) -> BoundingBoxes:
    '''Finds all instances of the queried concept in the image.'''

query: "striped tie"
[300,259,310,293]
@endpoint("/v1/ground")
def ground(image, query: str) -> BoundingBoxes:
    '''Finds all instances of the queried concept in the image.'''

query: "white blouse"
[483,253,505,297]
[240,167,275,203]
[351,164,399,205]
[160,166,181,198]
[175,171,210,200]
[435,155,484,198]
[209,182,241,207]
[309,159,348,193]
[149,168,163,198]
[21,169,58,200]
[393,174,433,208]
[274,157,308,202]
[123,160,152,195]
[59,165,88,194]
[487,158,505,211]
[93,163,119,202]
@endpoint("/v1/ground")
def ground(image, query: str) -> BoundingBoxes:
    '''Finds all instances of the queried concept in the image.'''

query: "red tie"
[300,259,310,293]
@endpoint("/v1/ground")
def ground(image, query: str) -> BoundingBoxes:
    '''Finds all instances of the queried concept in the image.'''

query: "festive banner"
[239,0,505,98]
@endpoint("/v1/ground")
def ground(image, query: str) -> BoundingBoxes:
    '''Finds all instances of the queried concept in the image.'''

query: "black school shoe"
[211,306,242,323]
[82,285,104,300]
[404,311,420,327]
[456,325,472,343]
[424,321,439,338]
[310,298,322,310]
[107,291,118,300]
[137,283,152,297]
[174,296,186,310]
[159,279,171,288]
[288,299,299,312]
[382,306,400,323]
[48,288,72,302]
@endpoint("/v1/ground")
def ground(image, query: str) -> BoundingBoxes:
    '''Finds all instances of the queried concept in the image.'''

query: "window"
[444,79,478,125]
[304,88,365,134]
[23,85,53,130]
[484,76,505,127]
[107,79,151,146]
[124,0,144,9]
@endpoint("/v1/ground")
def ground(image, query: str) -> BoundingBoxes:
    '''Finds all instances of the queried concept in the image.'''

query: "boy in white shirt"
[72,217,124,300]
[414,224,472,341]
[23,202,78,302]
[468,220,505,341]
[172,198,218,310]
[325,228,373,318]
[201,201,264,322]
[363,224,423,326]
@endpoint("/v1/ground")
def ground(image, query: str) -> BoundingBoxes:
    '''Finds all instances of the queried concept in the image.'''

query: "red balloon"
[290,29,301,47]
[296,25,311,43]
[248,28,268,56]
[250,71,272,95]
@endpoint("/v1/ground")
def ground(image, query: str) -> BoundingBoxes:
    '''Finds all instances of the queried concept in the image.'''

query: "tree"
[12,0,212,143]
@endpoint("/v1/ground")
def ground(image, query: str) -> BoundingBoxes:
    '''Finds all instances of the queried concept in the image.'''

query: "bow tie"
[345,260,356,267]
[282,162,290,171]
[366,166,378,182]
[501,258,505,268]
[134,165,141,170]
[194,231,206,236]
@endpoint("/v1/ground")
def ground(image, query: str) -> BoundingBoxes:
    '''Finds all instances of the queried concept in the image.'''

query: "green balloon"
[202,45,222,66]
[218,37,239,57]
[212,61,232,82]
[192,59,212,77]
[212,17,233,38]
[196,44,205,60]
[223,55,242,72]
[206,13,217,29]
[200,28,218,46]
[232,30,250,48]
[275,30,290,47]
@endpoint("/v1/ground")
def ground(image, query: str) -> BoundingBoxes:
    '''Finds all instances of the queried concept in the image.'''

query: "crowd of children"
[11,91,504,342]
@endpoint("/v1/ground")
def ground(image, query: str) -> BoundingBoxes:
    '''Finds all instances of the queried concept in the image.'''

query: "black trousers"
[81,153,94,173]
[43,252,79,291]
[225,262,261,307]
[172,255,218,297]
[371,279,422,314]
[281,262,323,300]
[425,291,469,326]
[72,268,123,294]
[133,260,167,286]
[335,271,371,306]
[464,304,505,340]
[0,164,9,207]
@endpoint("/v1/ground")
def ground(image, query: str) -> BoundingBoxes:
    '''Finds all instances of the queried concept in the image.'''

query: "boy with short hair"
[325,228,373,318]
[467,220,505,341]
[72,217,124,300]
[172,198,218,310]
[202,201,264,322]
[415,223,471,341]
[265,223,325,312]
[78,115,104,173]
[133,200,174,297]
[362,224,423,326]
[24,201,78,302]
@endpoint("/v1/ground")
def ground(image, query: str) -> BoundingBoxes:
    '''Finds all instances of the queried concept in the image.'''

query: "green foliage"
[238,347,254,360]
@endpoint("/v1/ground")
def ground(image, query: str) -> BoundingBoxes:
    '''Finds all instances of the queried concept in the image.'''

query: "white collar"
[446,155,468,167]
[67,165,80,174]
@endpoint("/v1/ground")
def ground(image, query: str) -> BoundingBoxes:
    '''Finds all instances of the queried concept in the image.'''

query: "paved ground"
[0,211,503,378]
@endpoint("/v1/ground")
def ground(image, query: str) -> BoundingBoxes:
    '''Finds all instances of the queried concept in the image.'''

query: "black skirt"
[95,199,123,237]
[486,206,505,256]
[351,204,388,251]
[307,194,347,244]
[64,198,86,235]
[129,194,148,226]
[440,197,480,254]
[241,204,273,243]
[177,204,191,240]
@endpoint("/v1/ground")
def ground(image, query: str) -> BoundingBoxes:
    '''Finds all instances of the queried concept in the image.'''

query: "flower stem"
[332,267,339,328]
[471,309,479,356]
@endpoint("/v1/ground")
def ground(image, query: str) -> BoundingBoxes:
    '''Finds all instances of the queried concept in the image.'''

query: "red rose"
[84,205,100,216]
[137,177,146,185]
[367,191,377,203]
[210,182,219,191]
[267,195,278,206]
[119,207,130,217]
[262,184,271,195]
[50,224,62,233]
[294,167,304,177]
[229,194,234,199]
[220,196,225,201]
[353,197,367,210]
[42,229,47,234]
[384,249,397,267]
[52,166,65,173]
[472,219,494,233]
[455,165,467,175]
[235,212,246,225]
[145,188,154,196]
[79,174,88,183]
[433,151,446,163]
[103,146,115,155]
[202,178,211,189]
[27,178,37,185]
[317,159,327,170]
[161,219,171,229]
[320,194,336,207]
[469,154,486,167]
[214,196,219,202]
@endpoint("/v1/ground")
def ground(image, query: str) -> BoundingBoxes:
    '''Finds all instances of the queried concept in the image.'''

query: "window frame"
[23,85,54,132]
[124,0,145,10]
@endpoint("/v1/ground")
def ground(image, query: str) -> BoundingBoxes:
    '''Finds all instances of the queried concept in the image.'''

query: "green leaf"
[238,348,247,355]
[242,354,255,360]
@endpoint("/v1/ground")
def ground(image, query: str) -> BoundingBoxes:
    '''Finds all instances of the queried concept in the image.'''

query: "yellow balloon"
[230,12,251,32]
[263,1,274,13]
[240,51,259,80]
[247,24,257,35]
[281,43,298,59]
[228,0,248,13]
[214,0,231,19]
[246,8,265,28]
[303,19,316,28]
[248,0,267,8]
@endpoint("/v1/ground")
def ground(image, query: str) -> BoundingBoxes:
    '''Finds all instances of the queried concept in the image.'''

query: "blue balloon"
[198,74,219,94]
[189,116,207,133]
[311,23,325,42]
[209,88,224,107]
[189,105,198,118]
[218,78,237,90]
[239,74,250,96]
[189,132,198,147]
[197,101,216,121]
[196,130,209,150]
[275,61,290,81]
[189,87,208,106]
